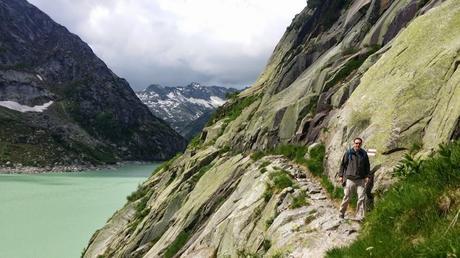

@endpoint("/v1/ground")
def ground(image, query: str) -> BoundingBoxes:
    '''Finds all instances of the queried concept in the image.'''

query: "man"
[338,137,370,221]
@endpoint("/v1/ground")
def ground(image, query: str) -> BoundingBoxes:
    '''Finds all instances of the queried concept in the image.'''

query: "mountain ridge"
[136,82,239,139]
[0,0,186,168]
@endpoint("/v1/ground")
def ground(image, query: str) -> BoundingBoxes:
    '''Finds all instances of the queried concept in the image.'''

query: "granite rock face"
[0,0,186,167]
[85,0,460,257]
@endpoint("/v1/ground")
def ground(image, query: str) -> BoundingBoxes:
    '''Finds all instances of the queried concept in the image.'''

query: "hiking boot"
[339,213,345,219]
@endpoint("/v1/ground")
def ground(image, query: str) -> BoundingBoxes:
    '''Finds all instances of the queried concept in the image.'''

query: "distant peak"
[187,82,201,87]
[145,84,164,91]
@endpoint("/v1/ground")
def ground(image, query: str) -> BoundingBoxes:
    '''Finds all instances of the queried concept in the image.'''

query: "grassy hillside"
[327,141,460,257]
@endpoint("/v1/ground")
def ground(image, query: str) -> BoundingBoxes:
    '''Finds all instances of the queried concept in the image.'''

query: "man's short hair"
[353,137,363,143]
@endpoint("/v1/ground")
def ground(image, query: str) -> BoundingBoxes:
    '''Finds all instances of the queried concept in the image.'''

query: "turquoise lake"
[0,163,160,258]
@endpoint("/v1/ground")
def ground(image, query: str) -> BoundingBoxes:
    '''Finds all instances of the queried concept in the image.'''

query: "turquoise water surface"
[0,163,160,258]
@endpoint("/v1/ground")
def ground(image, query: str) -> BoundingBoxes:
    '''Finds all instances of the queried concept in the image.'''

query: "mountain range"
[136,82,239,140]
[0,0,186,169]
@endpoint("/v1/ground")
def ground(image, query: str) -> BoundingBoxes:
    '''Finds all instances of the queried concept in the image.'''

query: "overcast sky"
[28,0,306,90]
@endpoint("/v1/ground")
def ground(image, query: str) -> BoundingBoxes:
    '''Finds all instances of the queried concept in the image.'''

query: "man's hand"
[339,176,343,184]
[365,177,369,184]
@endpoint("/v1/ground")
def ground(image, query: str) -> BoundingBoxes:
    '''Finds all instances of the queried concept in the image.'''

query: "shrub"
[207,94,261,126]
[269,170,294,192]
[263,186,274,202]
[188,135,203,149]
[163,231,191,258]
[265,217,275,229]
[251,151,266,161]
[190,164,213,184]
[259,161,271,169]
[270,252,285,258]
[225,91,239,100]
[262,239,272,251]
[127,184,148,202]
[290,191,309,209]
[393,153,424,177]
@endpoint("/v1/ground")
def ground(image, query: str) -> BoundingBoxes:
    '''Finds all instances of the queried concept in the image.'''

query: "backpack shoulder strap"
[347,148,353,161]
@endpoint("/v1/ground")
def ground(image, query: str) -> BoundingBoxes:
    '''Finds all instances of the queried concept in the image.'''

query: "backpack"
[346,147,367,162]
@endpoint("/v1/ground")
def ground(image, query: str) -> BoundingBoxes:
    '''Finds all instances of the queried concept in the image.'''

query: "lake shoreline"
[0,161,160,174]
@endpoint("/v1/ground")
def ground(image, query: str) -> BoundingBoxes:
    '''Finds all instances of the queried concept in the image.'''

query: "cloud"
[28,0,306,90]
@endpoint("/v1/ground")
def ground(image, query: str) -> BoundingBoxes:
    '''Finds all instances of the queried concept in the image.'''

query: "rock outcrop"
[84,0,460,257]
[0,0,186,168]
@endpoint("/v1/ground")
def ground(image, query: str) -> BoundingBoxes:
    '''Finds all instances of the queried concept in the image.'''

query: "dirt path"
[267,157,361,257]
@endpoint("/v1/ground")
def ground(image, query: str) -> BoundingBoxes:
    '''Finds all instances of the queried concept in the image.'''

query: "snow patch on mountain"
[0,100,53,113]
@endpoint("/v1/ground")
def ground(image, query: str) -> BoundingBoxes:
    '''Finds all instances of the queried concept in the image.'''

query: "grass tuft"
[163,231,191,258]
[269,170,294,192]
[290,190,309,209]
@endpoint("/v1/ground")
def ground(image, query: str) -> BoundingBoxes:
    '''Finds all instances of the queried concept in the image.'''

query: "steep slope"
[84,0,460,257]
[0,0,186,168]
[180,110,214,140]
[136,82,239,139]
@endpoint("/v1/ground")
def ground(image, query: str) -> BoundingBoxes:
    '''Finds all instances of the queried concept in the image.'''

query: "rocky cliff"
[84,0,460,257]
[0,0,186,168]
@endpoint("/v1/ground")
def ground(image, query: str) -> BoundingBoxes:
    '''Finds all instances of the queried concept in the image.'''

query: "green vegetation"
[127,193,152,234]
[0,107,119,166]
[269,170,294,192]
[306,145,344,200]
[270,252,285,258]
[190,163,213,184]
[265,216,275,229]
[163,230,191,258]
[135,195,150,218]
[10,63,31,70]
[295,95,319,130]
[68,140,118,164]
[154,152,181,175]
[342,47,359,56]
[251,151,266,161]
[262,239,272,252]
[188,134,204,149]
[393,153,424,178]
[218,145,232,156]
[327,141,460,257]
[259,160,271,169]
[290,190,309,209]
[263,186,274,202]
[207,94,260,126]
[270,144,309,164]
[236,250,261,258]
[94,111,120,140]
[225,91,239,100]
[126,184,148,202]
[324,46,381,91]
[251,144,344,200]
